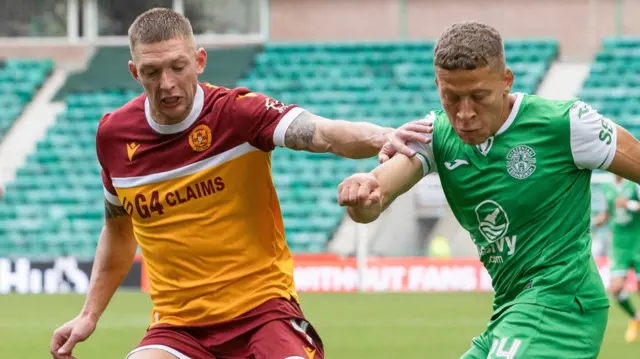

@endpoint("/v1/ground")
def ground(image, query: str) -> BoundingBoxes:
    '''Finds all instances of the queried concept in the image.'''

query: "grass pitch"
[0,292,636,358]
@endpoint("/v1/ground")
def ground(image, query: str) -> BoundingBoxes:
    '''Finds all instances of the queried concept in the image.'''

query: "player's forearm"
[347,205,383,224]
[284,112,392,159]
[372,154,425,207]
[318,120,393,159]
[80,217,136,322]
[608,125,640,183]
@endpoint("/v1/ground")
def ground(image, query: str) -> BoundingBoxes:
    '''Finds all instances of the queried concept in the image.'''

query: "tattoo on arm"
[284,112,317,150]
[104,199,128,219]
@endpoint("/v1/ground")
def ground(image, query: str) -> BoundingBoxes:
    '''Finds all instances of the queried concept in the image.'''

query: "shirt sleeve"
[96,114,121,206]
[569,100,618,170]
[406,112,437,177]
[227,88,306,152]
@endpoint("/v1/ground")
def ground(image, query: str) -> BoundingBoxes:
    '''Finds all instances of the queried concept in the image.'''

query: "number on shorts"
[487,337,521,359]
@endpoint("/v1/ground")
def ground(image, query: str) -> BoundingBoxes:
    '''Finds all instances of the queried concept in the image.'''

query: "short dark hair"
[128,8,194,52]
[434,21,505,71]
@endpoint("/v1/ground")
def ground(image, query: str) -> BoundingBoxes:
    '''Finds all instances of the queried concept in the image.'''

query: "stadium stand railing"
[0,39,559,258]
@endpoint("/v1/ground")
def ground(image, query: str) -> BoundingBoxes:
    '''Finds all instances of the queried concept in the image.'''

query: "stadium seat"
[0,58,53,139]
[0,40,558,258]
[579,37,640,140]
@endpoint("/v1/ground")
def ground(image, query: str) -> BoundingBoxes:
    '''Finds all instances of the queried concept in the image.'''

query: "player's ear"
[503,67,514,94]
[128,60,140,83]
[195,48,207,76]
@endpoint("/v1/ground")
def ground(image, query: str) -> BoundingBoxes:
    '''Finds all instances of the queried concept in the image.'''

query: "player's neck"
[493,93,517,135]
[501,93,517,124]
[150,103,194,126]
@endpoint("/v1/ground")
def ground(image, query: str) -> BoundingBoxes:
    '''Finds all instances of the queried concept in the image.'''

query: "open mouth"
[161,97,181,108]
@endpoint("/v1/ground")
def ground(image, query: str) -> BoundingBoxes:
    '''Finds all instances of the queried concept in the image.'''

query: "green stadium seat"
[578,36,640,139]
[0,58,52,140]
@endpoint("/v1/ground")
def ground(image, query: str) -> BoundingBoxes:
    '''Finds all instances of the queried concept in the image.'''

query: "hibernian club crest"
[506,145,536,179]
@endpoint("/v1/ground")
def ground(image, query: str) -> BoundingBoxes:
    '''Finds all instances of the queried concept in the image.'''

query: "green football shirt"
[602,179,640,235]
[410,93,617,315]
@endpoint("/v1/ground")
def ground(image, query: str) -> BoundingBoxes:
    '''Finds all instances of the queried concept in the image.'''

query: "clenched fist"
[338,173,384,223]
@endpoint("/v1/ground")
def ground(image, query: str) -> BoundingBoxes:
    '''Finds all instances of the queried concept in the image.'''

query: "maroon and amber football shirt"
[96,83,305,326]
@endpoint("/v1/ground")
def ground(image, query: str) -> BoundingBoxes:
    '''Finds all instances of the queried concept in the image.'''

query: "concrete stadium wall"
[0,43,93,68]
[270,0,640,60]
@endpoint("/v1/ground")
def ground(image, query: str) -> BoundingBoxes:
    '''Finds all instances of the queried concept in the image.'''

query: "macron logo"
[127,142,140,161]
[445,159,469,170]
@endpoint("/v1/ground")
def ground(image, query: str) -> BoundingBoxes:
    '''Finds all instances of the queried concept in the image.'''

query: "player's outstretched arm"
[607,125,640,185]
[338,154,424,223]
[284,111,431,159]
[50,200,137,358]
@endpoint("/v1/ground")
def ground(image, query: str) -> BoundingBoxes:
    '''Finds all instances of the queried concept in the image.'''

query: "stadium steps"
[0,59,60,189]
[537,62,591,100]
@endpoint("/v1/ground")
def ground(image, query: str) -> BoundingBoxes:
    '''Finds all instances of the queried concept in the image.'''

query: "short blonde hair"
[128,8,195,53]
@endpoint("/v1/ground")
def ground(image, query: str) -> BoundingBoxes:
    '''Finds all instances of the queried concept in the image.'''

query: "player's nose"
[159,71,177,90]
[456,99,476,121]
[456,111,477,127]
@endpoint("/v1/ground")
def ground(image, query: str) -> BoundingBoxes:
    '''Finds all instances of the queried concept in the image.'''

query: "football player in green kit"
[338,21,640,358]
[594,174,640,343]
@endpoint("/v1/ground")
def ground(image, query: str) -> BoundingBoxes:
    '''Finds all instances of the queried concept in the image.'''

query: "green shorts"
[460,299,608,359]
[610,242,640,278]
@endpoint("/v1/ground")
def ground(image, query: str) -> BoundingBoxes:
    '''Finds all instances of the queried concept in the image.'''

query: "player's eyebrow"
[171,56,189,64]
[138,63,159,72]
[472,89,492,96]
[139,56,189,71]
